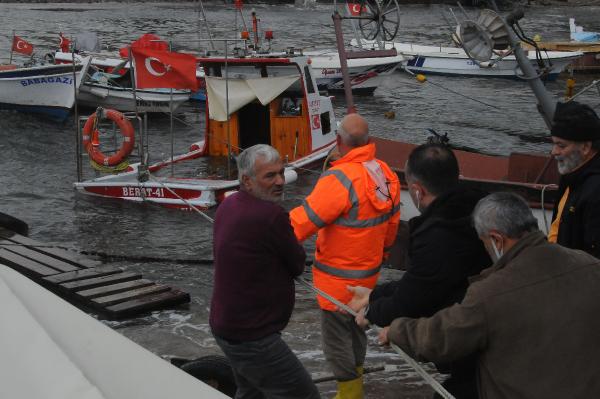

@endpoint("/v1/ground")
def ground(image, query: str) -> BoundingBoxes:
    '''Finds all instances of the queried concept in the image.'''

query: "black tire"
[43,52,55,64]
[180,355,237,397]
[0,212,29,236]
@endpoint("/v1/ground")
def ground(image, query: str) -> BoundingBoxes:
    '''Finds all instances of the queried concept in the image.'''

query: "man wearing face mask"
[379,192,600,399]
[549,101,600,258]
[210,145,320,399]
[347,143,491,398]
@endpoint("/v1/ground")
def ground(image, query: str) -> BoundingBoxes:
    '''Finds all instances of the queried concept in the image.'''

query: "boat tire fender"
[82,109,135,167]
[179,355,237,396]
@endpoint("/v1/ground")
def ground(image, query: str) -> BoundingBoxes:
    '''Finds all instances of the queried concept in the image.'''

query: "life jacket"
[290,142,401,310]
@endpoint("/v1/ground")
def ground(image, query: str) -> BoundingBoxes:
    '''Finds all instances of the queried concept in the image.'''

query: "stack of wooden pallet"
[0,227,190,319]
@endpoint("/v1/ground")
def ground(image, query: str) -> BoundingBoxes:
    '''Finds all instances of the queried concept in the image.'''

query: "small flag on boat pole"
[59,32,71,53]
[346,2,365,16]
[131,47,198,91]
[12,35,34,56]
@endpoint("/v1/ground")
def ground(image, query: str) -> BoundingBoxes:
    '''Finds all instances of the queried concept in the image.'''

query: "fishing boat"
[78,71,191,113]
[352,39,581,79]
[370,136,557,233]
[54,50,205,104]
[0,263,228,399]
[0,58,91,120]
[73,53,337,209]
[304,49,404,95]
[522,19,600,73]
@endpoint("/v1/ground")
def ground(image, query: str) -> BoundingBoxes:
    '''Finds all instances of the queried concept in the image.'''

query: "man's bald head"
[338,113,369,148]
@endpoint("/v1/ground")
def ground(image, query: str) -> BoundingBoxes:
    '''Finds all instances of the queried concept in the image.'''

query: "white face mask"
[491,239,503,261]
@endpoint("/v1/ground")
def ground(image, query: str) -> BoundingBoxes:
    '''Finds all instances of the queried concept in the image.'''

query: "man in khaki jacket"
[380,192,600,399]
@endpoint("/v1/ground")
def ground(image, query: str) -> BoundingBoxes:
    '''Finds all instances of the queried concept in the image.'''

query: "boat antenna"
[72,36,83,182]
[169,40,175,177]
[197,0,216,51]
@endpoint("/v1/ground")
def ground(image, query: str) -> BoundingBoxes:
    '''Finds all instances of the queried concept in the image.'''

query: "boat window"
[304,66,315,94]
[320,112,331,135]
[205,65,221,77]
[279,97,302,116]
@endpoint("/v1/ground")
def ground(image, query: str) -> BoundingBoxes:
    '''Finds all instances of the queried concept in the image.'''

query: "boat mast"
[333,10,356,114]
[501,8,556,127]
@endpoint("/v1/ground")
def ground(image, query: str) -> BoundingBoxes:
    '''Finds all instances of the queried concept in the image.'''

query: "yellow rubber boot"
[332,376,364,399]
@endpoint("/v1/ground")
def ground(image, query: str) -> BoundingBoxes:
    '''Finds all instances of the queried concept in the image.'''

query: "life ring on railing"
[82,109,135,166]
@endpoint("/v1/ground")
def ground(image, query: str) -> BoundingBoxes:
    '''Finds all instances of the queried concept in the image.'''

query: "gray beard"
[557,149,584,175]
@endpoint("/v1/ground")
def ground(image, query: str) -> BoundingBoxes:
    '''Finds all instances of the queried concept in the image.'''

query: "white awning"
[205,75,300,122]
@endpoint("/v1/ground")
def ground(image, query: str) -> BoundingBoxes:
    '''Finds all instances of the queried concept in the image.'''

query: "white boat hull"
[0,264,228,399]
[0,60,90,119]
[354,40,582,79]
[78,83,190,113]
[398,188,552,234]
[305,50,403,94]
[74,141,336,210]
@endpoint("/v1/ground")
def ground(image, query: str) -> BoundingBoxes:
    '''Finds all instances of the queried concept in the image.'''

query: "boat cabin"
[197,55,336,162]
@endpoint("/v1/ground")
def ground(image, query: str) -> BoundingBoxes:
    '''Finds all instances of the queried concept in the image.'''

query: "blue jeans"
[214,333,321,399]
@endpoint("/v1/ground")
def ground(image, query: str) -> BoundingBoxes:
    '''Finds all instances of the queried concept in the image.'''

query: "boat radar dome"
[551,101,600,142]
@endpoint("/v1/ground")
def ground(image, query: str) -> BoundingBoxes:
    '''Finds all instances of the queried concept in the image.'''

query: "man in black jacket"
[348,143,491,398]
[548,101,600,258]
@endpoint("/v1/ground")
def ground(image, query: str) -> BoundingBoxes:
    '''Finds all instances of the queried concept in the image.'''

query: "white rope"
[145,173,215,223]
[295,277,456,399]
[540,183,558,234]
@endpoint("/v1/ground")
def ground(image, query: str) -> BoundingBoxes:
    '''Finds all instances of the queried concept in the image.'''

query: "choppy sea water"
[1,2,600,397]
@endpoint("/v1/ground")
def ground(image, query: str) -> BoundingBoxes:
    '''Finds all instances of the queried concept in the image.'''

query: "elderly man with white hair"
[210,144,320,399]
[380,192,600,399]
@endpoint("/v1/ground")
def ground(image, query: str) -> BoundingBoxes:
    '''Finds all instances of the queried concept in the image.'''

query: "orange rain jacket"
[290,142,401,311]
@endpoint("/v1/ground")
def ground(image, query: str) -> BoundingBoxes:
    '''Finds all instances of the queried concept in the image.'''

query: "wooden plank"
[0,232,100,269]
[105,289,190,319]
[77,279,155,299]
[43,268,121,284]
[60,272,142,292]
[1,245,81,273]
[0,248,60,277]
[91,284,171,307]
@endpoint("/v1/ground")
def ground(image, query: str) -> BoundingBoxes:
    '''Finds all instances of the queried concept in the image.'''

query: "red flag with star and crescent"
[346,3,365,16]
[12,35,34,56]
[131,47,198,91]
[59,32,71,53]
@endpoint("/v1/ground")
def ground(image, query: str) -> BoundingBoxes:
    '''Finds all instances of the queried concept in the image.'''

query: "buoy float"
[82,109,135,167]
[416,74,427,83]
[565,77,576,100]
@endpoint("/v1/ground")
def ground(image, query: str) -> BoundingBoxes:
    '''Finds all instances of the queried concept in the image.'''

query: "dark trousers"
[433,354,479,399]
[321,310,367,381]
[214,333,321,399]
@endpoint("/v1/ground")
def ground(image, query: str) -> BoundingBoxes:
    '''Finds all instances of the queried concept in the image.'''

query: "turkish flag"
[347,3,364,16]
[59,32,71,53]
[131,47,198,91]
[120,34,169,59]
[12,35,34,56]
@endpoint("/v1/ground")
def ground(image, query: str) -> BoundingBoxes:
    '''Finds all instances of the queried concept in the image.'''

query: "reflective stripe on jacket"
[290,142,401,310]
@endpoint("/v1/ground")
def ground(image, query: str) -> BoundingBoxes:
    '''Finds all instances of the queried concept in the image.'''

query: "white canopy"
[0,265,228,399]
[205,75,300,122]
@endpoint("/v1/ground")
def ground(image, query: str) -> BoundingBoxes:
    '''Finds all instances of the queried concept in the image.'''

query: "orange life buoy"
[82,109,135,166]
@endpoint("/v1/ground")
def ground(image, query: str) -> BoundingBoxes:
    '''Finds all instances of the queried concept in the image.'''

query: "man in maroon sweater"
[210,144,320,399]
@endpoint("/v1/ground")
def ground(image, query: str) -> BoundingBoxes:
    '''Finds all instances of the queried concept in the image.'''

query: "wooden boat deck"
[0,227,190,319]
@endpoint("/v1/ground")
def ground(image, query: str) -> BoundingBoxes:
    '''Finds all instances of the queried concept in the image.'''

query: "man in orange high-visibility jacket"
[290,113,401,399]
